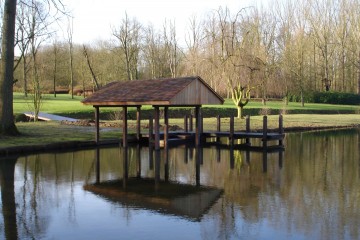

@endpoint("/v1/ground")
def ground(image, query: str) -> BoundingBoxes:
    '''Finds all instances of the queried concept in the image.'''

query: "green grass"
[1,114,359,149]
[7,92,359,149]
[14,93,360,119]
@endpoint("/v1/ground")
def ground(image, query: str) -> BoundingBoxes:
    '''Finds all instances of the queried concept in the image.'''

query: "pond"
[0,129,359,240]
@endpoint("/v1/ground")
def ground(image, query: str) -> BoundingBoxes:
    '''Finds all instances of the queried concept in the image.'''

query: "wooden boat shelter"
[82,76,224,149]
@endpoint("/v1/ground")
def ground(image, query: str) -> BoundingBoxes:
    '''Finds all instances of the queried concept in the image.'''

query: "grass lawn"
[1,114,359,149]
[14,93,360,118]
[5,92,359,150]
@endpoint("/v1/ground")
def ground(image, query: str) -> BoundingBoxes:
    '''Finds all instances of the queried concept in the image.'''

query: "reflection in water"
[0,129,359,239]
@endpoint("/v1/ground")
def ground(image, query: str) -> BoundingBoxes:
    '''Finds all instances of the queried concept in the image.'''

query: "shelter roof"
[82,76,224,106]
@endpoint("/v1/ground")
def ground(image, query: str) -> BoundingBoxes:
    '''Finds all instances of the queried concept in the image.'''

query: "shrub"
[290,91,360,105]
[311,92,360,105]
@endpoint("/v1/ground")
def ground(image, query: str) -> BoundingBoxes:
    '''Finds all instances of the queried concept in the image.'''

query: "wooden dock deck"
[138,115,285,151]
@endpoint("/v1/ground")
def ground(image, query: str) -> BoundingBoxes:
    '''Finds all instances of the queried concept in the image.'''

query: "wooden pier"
[142,114,285,151]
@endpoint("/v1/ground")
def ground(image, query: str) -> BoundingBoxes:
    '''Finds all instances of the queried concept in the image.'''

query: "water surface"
[0,129,359,240]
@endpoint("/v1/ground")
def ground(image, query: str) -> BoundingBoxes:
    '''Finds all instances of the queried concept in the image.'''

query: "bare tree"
[82,45,99,90]
[67,17,74,98]
[112,13,141,80]
[163,20,180,78]
[52,39,59,97]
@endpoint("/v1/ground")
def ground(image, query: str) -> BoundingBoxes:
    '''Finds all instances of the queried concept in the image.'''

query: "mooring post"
[229,115,234,145]
[122,106,128,148]
[148,116,153,146]
[184,115,188,132]
[279,114,284,146]
[263,115,268,148]
[94,106,100,144]
[245,115,250,145]
[195,106,200,146]
[136,106,141,142]
[216,115,221,142]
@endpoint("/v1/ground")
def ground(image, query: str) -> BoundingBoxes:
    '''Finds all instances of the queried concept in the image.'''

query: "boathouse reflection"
[86,146,224,221]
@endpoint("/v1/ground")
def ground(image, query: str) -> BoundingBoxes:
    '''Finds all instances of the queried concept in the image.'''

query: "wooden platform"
[138,130,284,150]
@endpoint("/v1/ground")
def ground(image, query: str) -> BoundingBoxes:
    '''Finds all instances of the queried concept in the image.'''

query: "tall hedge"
[290,92,360,105]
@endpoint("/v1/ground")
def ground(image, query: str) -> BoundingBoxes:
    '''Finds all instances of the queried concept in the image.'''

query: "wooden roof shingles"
[82,76,224,106]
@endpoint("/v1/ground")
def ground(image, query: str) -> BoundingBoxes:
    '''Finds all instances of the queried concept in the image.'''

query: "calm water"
[0,129,359,240]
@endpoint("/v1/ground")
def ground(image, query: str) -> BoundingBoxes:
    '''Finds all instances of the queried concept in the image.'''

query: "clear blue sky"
[60,0,263,45]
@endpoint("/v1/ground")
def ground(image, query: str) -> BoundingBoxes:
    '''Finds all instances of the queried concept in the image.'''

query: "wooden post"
[216,115,221,142]
[184,115,188,132]
[189,114,193,132]
[195,106,200,146]
[148,116,153,146]
[164,107,169,148]
[122,106,128,148]
[154,106,160,150]
[229,115,234,145]
[136,106,141,141]
[164,124,168,149]
[246,115,250,145]
[164,144,169,182]
[279,114,284,146]
[94,106,100,143]
[216,115,221,132]
[263,115,268,148]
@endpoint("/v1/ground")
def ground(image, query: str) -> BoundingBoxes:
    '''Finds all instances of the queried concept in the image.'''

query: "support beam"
[263,115,268,148]
[195,106,201,146]
[189,114,193,132]
[154,106,160,150]
[229,115,234,145]
[184,115,188,132]
[136,106,141,141]
[94,106,100,143]
[216,115,221,142]
[122,106,128,148]
[149,116,153,146]
[164,107,169,149]
[246,115,250,145]
[279,114,284,146]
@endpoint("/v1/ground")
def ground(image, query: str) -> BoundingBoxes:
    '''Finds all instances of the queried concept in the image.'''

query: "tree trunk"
[237,106,243,119]
[0,0,19,135]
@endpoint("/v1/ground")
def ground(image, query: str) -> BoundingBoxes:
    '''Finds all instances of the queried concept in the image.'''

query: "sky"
[59,0,263,45]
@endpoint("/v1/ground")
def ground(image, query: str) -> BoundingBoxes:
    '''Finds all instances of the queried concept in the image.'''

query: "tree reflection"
[0,129,358,239]
[0,156,18,239]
